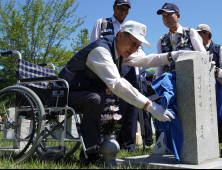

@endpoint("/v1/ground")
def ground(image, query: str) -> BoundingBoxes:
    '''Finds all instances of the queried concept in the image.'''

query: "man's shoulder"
[96,17,112,21]
[160,32,169,40]
[212,41,222,48]
[182,26,191,31]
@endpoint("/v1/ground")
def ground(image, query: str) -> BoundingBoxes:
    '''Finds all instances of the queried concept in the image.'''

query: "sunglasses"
[126,34,142,50]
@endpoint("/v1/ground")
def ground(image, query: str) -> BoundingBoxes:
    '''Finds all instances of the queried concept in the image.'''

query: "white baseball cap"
[120,20,151,49]
[196,24,211,32]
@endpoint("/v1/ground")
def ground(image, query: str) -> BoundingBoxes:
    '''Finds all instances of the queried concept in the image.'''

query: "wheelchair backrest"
[18,59,68,107]
[18,59,56,89]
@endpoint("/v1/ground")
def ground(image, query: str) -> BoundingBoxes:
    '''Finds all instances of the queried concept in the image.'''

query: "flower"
[113,113,122,121]
[106,98,115,104]
[101,114,112,121]
[0,116,2,123]
[110,106,119,112]
[101,99,122,135]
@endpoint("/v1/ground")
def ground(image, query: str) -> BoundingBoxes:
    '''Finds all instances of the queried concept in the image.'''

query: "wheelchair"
[0,50,90,163]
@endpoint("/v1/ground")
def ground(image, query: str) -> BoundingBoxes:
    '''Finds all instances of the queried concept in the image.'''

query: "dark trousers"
[68,91,105,143]
[143,110,153,145]
[218,121,222,143]
[117,103,138,151]
[115,65,138,151]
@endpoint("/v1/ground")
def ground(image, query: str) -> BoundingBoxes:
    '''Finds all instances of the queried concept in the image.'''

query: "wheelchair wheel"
[36,112,82,159]
[0,86,45,163]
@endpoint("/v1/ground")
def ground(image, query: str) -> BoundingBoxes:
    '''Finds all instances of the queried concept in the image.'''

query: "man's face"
[113,4,129,23]
[162,11,180,28]
[116,31,142,59]
[198,31,209,42]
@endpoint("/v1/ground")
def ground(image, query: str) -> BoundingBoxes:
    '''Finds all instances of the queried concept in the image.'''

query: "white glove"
[171,50,193,62]
[146,102,175,122]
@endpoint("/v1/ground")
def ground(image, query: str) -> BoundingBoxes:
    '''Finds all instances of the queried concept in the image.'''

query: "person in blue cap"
[154,3,207,141]
[196,24,222,157]
[155,3,207,78]
[90,0,155,151]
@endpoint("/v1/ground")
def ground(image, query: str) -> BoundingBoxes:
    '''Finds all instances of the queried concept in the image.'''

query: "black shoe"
[79,150,104,167]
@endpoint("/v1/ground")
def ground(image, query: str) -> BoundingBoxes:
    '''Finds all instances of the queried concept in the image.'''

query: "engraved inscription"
[198,75,202,108]
[208,70,214,124]
[201,58,207,65]
[200,125,204,139]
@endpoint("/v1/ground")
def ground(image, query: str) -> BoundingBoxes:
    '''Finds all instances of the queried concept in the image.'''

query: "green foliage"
[71,28,90,55]
[49,28,90,71]
[0,0,86,89]
[146,68,155,73]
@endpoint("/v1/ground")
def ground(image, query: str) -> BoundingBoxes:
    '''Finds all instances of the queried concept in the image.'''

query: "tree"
[0,0,86,88]
[147,68,155,73]
[46,28,90,71]
[71,28,90,55]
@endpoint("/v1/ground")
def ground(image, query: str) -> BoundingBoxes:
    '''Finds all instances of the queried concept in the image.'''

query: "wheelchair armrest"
[20,76,60,83]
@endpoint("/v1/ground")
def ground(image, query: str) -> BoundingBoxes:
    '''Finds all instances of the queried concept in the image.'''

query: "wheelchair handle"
[1,50,22,59]
[1,51,13,56]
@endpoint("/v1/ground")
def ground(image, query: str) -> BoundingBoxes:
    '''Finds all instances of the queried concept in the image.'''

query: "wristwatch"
[215,67,220,78]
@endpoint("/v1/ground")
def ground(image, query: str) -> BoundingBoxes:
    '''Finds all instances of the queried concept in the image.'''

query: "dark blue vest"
[207,41,221,68]
[59,35,120,93]
[101,18,115,38]
[100,18,138,89]
[161,27,194,73]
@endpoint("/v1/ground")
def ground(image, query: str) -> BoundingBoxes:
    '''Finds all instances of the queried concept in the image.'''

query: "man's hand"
[171,50,192,62]
[146,102,175,122]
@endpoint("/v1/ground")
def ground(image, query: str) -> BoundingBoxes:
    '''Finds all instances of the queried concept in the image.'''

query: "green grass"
[0,143,153,169]
[0,136,221,169]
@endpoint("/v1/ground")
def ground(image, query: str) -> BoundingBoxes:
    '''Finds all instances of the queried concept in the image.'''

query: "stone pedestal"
[176,52,219,165]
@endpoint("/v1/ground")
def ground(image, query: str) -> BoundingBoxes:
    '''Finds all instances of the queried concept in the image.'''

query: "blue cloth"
[152,73,183,163]
[215,79,222,122]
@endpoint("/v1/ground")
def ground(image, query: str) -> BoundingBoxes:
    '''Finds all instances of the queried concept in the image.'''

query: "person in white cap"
[196,24,222,83]
[59,20,187,165]
[90,0,154,152]
[196,24,222,157]
[155,3,207,78]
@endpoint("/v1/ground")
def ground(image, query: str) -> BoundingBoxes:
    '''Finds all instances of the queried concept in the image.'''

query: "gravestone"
[176,51,219,165]
[54,114,80,139]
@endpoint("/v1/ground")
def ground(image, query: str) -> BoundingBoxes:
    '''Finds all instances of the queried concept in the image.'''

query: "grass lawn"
[0,143,154,169]
[0,135,221,169]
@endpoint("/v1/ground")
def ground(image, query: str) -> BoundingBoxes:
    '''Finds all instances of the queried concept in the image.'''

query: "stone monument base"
[117,155,222,169]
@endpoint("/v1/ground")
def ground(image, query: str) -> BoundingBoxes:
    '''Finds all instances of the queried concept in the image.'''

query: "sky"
[2,0,222,56]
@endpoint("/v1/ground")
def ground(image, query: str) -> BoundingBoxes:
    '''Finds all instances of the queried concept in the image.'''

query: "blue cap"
[157,3,180,15]
[114,0,131,8]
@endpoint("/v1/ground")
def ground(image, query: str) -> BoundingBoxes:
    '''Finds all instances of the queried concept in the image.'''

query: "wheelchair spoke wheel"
[0,86,45,163]
[36,112,81,159]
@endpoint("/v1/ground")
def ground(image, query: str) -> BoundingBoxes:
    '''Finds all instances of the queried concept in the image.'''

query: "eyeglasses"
[126,34,142,50]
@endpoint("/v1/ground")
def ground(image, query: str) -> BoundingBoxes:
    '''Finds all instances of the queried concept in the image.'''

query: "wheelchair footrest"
[85,145,100,155]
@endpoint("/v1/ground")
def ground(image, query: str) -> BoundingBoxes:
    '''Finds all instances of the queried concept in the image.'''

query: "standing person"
[196,24,222,156]
[156,3,207,78]
[90,0,153,151]
[59,20,188,165]
[155,3,207,140]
